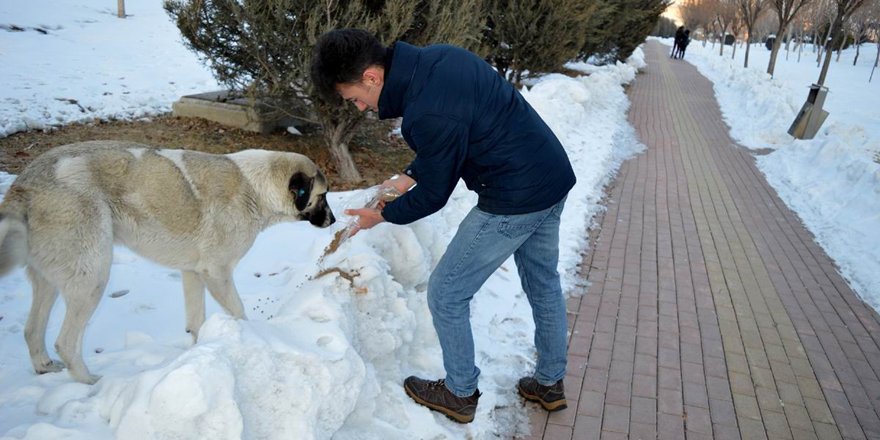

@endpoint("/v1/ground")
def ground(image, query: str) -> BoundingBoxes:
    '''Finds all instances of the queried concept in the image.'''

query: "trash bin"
[788,84,829,140]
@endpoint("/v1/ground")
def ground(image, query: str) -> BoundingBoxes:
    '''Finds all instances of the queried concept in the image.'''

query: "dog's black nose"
[308,208,335,228]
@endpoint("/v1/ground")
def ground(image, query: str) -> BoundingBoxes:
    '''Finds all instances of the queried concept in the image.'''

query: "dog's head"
[232,150,336,228]
[287,166,335,228]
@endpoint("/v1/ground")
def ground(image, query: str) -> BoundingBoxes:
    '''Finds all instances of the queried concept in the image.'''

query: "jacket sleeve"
[381,115,468,225]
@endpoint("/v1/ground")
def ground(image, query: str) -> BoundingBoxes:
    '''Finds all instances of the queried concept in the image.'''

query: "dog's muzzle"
[304,201,335,228]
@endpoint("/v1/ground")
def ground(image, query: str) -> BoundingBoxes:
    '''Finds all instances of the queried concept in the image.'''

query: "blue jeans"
[428,196,568,397]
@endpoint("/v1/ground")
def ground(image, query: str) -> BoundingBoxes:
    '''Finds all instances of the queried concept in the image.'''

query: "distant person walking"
[672,26,685,58]
[677,29,691,59]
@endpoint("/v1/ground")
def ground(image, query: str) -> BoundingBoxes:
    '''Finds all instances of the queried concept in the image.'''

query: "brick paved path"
[524,40,880,440]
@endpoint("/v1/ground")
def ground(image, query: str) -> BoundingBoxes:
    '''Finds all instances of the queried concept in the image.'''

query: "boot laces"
[428,379,446,389]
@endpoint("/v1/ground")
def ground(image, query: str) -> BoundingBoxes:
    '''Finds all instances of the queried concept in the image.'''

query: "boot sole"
[518,387,568,412]
[404,382,475,423]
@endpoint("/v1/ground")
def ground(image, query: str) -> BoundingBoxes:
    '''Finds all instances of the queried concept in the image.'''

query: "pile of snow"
[0,1,647,438]
[654,37,880,309]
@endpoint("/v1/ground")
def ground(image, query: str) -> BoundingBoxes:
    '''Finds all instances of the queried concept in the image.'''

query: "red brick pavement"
[523,40,880,440]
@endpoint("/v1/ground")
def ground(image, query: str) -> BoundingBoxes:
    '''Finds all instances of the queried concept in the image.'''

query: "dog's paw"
[36,359,65,374]
[72,372,102,385]
[186,329,199,344]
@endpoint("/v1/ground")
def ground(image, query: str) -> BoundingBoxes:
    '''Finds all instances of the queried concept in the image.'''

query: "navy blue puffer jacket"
[379,41,576,225]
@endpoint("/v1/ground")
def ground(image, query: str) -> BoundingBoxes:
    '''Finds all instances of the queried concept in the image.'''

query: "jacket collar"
[378,41,419,120]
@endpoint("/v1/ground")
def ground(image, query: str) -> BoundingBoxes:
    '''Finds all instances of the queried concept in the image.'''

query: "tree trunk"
[767,22,785,76]
[732,38,737,60]
[870,40,879,82]
[854,41,860,66]
[327,121,363,182]
[318,112,364,183]
[117,0,125,18]
[785,29,792,61]
[817,18,840,86]
[798,30,804,62]
[818,25,832,66]
[744,34,752,68]
[836,31,846,62]
[784,24,792,52]
[818,45,835,85]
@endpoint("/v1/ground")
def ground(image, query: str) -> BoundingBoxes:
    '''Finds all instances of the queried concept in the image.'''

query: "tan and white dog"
[0,141,335,384]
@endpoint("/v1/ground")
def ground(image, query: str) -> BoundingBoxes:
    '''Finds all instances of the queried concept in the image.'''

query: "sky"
[0,1,645,438]
[1,1,878,439]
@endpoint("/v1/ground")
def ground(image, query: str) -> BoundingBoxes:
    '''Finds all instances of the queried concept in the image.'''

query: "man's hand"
[383,174,416,194]
[343,207,385,237]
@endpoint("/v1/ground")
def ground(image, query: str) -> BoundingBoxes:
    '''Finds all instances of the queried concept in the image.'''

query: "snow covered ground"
[0,1,646,438]
[0,0,219,136]
[653,37,880,311]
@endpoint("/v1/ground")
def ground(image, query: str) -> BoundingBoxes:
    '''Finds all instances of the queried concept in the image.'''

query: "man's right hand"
[344,207,385,237]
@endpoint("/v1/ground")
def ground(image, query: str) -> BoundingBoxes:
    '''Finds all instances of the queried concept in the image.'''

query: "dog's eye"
[297,189,306,197]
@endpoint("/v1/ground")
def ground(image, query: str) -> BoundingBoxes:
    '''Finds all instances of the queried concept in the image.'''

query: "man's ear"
[362,66,383,86]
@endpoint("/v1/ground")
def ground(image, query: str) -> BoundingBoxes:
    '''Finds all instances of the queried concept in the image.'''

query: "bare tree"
[872,36,879,80]
[865,0,880,79]
[809,0,837,63]
[728,3,746,59]
[738,0,771,67]
[755,12,780,39]
[767,0,814,76]
[680,0,718,45]
[848,0,879,65]
[788,13,810,60]
[817,0,871,85]
[711,0,740,55]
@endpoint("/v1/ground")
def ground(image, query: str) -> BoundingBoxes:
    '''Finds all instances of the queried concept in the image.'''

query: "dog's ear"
[288,172,312,212]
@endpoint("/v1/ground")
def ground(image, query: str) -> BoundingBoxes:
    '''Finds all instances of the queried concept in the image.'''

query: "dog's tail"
[0,212,28,276]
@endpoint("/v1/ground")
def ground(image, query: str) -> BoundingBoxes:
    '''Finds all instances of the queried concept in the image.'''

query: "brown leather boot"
[403,376,480,423]
[517,376,568,411]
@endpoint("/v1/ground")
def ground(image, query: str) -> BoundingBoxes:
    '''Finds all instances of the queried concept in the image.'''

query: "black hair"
[310,29,387,103]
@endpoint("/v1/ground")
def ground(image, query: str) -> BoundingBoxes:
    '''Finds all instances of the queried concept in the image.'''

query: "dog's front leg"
[182,270,206,343]
[201,268,247,321]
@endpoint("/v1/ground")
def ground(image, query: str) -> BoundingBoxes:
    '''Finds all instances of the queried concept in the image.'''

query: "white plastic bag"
[321,185,402,259]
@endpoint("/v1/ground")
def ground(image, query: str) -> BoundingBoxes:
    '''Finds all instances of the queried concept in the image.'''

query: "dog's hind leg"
[55,274,108,384]
[51,212,113,385]
[202,268,246,320]
[24,267,64,374]
[182,270,205,342]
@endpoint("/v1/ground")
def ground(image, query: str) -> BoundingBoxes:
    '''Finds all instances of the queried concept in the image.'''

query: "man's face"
[336,66,383,113]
